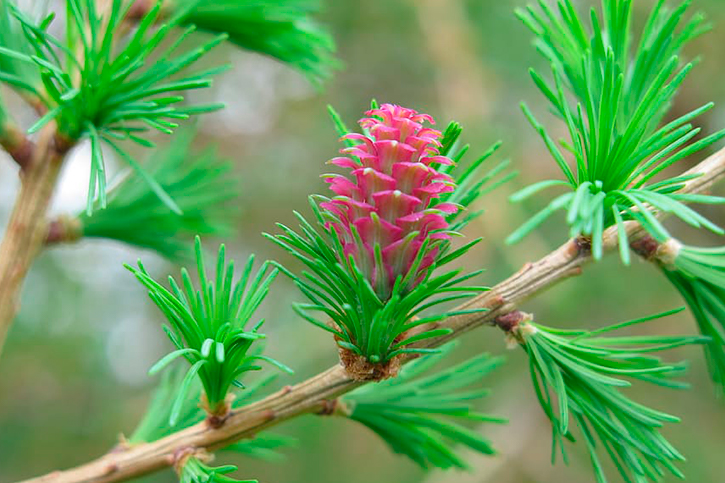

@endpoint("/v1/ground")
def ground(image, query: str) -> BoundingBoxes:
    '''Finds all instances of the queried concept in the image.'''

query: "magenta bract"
[321,104,459,299]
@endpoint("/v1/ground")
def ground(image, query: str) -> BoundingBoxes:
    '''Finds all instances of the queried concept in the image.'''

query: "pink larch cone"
[321,104,459,300]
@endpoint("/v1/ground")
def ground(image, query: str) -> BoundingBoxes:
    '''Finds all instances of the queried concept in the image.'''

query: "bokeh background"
[2,0,725,482]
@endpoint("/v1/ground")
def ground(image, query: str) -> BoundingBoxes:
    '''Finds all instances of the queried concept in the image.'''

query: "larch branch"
[16,146,725,483]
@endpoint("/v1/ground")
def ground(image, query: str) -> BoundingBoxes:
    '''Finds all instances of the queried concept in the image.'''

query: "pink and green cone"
[267,102,502,378]
[321,104,460,299]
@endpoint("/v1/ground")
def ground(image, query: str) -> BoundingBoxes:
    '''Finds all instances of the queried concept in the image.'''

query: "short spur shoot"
[126,237,291,423]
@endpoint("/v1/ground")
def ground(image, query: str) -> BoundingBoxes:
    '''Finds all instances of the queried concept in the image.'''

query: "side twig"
[16,146,725,483]
[0,118,35,170]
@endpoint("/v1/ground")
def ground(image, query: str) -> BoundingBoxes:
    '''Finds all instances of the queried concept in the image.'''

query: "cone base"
[338,346,403,381]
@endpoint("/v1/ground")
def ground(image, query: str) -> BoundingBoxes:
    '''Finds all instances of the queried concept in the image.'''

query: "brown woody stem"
[14,146,725,483]
[0,125,70,358]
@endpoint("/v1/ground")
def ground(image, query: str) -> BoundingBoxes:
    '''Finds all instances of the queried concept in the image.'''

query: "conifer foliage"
[508,0,725,262]
[2,1,725,483]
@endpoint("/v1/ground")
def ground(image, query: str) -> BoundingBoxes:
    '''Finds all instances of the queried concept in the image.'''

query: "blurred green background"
[2,0,725,482]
